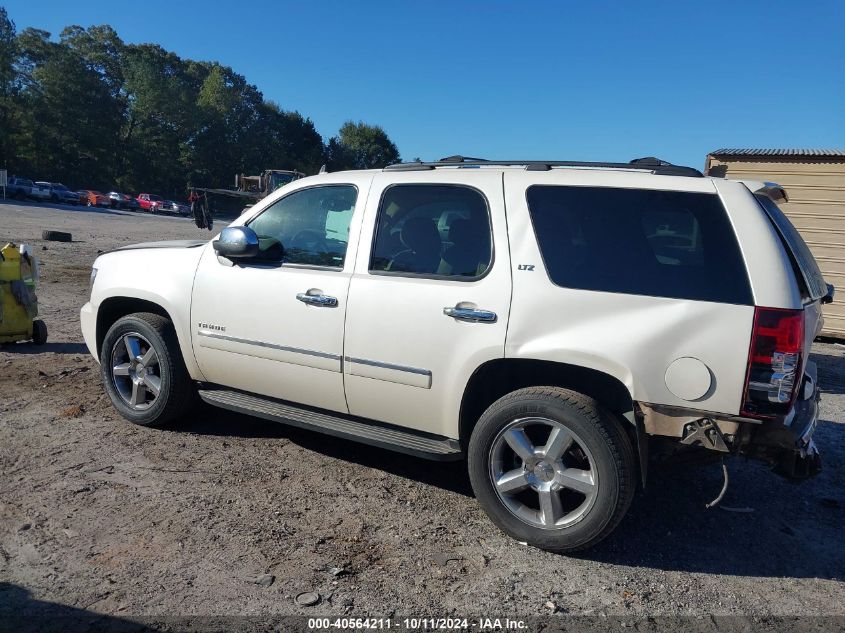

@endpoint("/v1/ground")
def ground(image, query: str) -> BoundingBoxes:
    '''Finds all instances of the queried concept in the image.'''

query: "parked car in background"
[160,199,190,216]
[137,193,163,212]
[107,191,139,210]
[49,183,80,205]
[122,194,140,211]
[79,190,110,207]
[5,177,33,200]
[30,181,52,201]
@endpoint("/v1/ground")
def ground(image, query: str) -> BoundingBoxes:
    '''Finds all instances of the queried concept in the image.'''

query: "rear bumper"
[745,361,822,479]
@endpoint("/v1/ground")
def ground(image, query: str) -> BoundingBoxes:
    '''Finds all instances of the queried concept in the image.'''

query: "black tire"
[32,320,48,345]
[100,312,195,427]
[41,230,72,242]
[468,386,636,553]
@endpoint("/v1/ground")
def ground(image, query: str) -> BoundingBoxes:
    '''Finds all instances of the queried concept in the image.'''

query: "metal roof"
[709,148,845,158]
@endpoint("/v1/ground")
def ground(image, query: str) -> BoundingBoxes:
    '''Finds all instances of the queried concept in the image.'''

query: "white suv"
[80,156,833,552]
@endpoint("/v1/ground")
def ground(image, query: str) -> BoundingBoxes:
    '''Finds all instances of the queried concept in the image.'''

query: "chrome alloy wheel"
[489,417,598,529]
[110,332,161,410]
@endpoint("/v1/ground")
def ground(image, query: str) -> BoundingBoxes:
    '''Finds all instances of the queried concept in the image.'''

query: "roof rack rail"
[384,155,703,177]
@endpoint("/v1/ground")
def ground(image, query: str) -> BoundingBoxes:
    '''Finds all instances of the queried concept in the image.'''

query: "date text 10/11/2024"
[307,618,528,630]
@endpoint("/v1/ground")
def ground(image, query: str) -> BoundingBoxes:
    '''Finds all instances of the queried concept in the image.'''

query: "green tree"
[0,10,398,198]
[121,44,198,194]
[13,27,122,187]
[325,120,400,170]
[251,102,324,174]
[0,7,17,169]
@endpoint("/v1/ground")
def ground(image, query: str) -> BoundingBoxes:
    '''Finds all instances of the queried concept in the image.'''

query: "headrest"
[400,217,441,253]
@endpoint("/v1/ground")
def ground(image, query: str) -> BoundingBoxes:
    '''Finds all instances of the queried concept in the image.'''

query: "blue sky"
[5,0,844,169]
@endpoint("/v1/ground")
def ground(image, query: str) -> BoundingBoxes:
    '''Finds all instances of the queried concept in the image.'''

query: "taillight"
[741,307,804,418]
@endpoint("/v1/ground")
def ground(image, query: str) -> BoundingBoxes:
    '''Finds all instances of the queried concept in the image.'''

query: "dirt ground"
[1,199,844,621]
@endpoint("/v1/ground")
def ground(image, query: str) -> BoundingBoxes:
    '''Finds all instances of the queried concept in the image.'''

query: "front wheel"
[468,386,636,553]
[100,312,195,426]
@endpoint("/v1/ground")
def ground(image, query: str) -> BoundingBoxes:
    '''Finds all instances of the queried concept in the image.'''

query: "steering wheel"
[289,229,328,254]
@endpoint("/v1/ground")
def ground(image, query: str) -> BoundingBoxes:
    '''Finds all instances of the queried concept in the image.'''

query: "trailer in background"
[189,169,306,230]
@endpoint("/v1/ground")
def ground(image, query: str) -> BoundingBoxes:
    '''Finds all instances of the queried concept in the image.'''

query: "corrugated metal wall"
[706,156,845,339]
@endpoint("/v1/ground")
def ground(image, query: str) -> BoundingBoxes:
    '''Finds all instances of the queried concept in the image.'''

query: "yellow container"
[0,242,47,344]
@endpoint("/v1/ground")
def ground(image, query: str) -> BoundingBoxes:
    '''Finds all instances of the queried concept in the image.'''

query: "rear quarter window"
[526,185,753,305]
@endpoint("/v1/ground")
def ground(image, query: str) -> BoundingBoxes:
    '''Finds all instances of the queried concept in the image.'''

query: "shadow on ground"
[0,582,304,632]
[812,347,845,395]
[177,404,473,497]
[0,197,127,219]
[1,342,89,354]
[0,582,149,632]
[174,404,845,580]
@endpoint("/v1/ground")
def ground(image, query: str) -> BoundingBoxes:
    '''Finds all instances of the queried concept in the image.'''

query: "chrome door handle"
[443,306,497,323]
[297,292,338,307]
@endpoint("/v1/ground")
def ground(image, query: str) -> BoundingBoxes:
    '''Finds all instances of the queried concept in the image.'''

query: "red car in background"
[78,190,110,207]
[137,193,163,212]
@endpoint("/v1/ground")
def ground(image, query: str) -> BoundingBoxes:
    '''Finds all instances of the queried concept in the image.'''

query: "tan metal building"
[705,149,845,339]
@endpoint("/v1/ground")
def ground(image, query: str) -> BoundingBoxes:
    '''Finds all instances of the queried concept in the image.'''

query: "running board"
[197,387,463,461]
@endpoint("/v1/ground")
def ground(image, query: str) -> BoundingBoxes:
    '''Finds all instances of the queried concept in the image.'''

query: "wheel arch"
[459,358,644,483]
[95,295,204,381]
[96,296,172,357]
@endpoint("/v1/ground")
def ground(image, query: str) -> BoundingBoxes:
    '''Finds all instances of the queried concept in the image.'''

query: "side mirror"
[213,226,259,259]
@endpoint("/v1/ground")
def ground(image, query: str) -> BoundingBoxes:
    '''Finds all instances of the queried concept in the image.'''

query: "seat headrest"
[401,217,441,254]
[448,218,473,244]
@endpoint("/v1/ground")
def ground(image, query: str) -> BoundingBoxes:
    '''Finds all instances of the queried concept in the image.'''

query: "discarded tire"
[42,230,71,242]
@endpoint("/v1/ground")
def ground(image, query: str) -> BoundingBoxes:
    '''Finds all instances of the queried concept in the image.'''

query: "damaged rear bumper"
[639,360,822,480]
[745,361,822,479]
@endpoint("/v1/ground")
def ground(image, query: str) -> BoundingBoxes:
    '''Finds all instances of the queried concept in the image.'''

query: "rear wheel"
[100,312,195,426]
[468,386,635,552]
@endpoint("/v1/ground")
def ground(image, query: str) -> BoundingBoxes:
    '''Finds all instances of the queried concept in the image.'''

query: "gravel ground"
[0,200,843,622]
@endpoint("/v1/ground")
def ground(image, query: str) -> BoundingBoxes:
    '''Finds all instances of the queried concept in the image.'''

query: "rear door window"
[370,184,492,279]
[755,194,827,301]
[526,185,753,305]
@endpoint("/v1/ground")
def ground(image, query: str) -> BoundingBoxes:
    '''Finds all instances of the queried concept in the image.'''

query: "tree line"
[0,8,401,198]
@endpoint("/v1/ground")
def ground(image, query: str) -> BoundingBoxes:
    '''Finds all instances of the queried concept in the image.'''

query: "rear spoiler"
[740,180,789,203]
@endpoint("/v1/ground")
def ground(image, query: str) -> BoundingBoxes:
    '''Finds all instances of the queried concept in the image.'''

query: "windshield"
[268,172,298,192]
[756,194,828,301]
[52,183,68,190]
